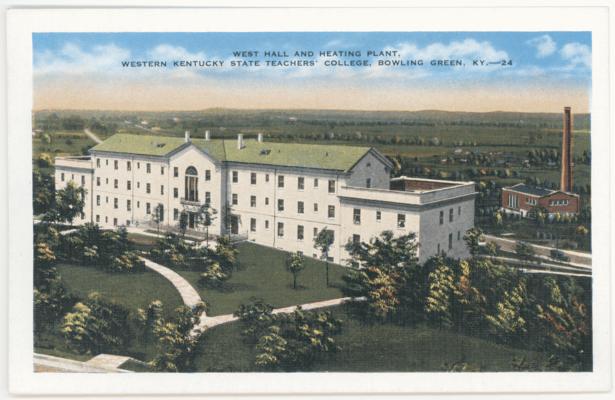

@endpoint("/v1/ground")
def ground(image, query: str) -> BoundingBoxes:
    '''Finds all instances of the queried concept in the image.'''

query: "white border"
[6,5,612,395]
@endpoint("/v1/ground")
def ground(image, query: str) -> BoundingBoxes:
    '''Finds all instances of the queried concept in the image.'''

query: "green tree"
[33,170,55,215]
[425,257,456,329]
[198,262,228,288]
[463,227,484,256]
[285,252,306,289]
[515,242,535,261]
[485,280,529,344]
[178,210,188,237]
[61,292,131,355]
[52,181,86,225]
[314,228,335,287]
[136,300,164,342]
[152,203,164,234]
[196,203,217,246]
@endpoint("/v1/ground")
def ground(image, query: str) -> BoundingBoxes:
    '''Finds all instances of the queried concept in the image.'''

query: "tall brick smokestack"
[560,107,573,192]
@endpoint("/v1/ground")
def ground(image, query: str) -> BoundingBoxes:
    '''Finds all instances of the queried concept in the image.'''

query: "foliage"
[234,300,276,342]
[463,227,483,256]
[198,262,228,288]
[33,170,55,215]
[150,302,206,372]
[424,257,456,328]
[485,280,529,343]
[314,227,335,286]
[149,232,194,268]
[285,252,306,289]
[515,242,535,261]
[485,241,500,256]
[61,292,131,355]
[48,181,86,225]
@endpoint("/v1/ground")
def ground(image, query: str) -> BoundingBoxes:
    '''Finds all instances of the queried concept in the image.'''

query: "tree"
[52,181,86,225]
[61,292,131,355]
[314,228,335,287]
[485,280,529,344]
[198,262,228,288]
[152,203,164,234]
[515,242,535,261]
[486,241,500,257]
[463,227,483,256]
[150,302,206,372]
[425,257,456,329]
[136,300,164,342]
[178,210,188,237]
[33,170,55,215]
[196,203,217,246]
[285,252,305,289]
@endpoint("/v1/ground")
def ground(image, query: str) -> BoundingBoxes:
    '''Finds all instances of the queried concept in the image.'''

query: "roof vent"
[237,134,244,150]
[156,143,166,148]
[184,130,191,143]
[260,149,271,155]
[205,130,210,141]
[257,133,264,142]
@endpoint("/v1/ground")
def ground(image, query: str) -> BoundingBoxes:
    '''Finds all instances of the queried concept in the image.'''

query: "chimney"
[204,130,210,141]
[237,133,244,149]
[257,133,264,143]
[184,130,191,143]
[560,107,573,192]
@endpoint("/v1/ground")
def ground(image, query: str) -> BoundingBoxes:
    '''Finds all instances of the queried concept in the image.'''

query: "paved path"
[84,128,102,144]
[85,354,132,369]
[140,257,203,308]
[34,353,130,373]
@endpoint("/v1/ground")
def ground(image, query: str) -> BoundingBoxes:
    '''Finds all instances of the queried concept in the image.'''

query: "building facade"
[500,183,580,217]
[55,132,476,264]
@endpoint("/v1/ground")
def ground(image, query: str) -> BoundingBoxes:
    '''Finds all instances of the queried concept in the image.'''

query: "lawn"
[193,305,549,372]
[56,263,183,318]
[176,242,347,316]
[35,263,185,363]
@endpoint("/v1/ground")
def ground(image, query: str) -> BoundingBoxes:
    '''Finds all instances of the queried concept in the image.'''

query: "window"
[232,171,238,183]
[205,170,211,181]
[137,162,140,169]
[265,220,270,229]
[353,234,361,244]
[146,203,151,214]
[96,177,100,186]
[174,167,178,177]
[508,194,518,209]
[397,214,406,228]
[114,179,118,189]
[96,215,100,223]
[313,203,318,212]
[81,175,85,186]
[251,172,257,185]
[297,225,304,240]
[297,201,304,214]
[127,161,131,171]
[96,158,101,167]
[205,192,211,206]
[96,195,100,206]
[106,196,109,203]
[277,222,284,237]
[137,201,140,208]
[160,185,164,195]
[71,174,74,181]
[113,218,117,226]
[353,208,361,225]
[173,188,178,198]
[127,200,131,211]
[457,231,461,241]
[328,180,336,193]
[265,197,269,205]
[437,243,441,254]
[185,166,198,201]
[157,205,164,222]
[174,208,179,221]
[458,206,461,216]
[278,199,285,211]
[251,195,256,207]
[376,211,382,222]
[313,227,318,237]
[146,183,151,194]
[146,163,151,173]
[278,175,285,188]
[448,233,453,250]
[126,220,130,226]
[232,193,238,205]
[250,218,257,232]
[106,178,109,184]
[137,182,140,188]
[61,172,64,181]
[298,177,305,190]
[114,160,118,170]
[328,205,335,218]
[449,208,454,222]
[161,166,165,175]
[265,174,270,182]
[114,198,118,209]
[366,178,371,188]
[314,178,319,188]
[439,210,444,225]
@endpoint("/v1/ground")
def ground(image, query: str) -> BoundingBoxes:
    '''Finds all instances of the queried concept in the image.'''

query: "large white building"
[55,132,476,264]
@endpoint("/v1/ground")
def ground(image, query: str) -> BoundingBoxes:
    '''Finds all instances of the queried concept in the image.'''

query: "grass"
[176,242,346,316]
[56,263,183,318]
[193,305,549,372]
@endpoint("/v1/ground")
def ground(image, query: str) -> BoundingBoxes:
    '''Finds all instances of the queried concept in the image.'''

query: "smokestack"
[184,130,191,143]
[237,133,244,150]
[204,130,210,141]
[560,107,573,192]
[257,133,264,143]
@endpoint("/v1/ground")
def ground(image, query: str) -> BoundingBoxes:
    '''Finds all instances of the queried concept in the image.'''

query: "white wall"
[346,151,390,189]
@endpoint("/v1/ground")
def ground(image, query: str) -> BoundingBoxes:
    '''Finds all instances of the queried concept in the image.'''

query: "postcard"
[6,4,612,396]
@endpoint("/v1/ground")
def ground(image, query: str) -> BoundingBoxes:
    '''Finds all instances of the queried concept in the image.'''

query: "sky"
[33,32,592,112]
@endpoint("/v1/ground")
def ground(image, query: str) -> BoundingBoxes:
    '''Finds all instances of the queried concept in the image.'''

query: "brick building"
[500,183,580,217]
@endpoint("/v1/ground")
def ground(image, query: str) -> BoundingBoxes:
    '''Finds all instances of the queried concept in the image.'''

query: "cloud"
[560,42,591,68]
[526,34,557,58]
[34,42,130,76]
[147,44,206,61]
[389,39,509,61]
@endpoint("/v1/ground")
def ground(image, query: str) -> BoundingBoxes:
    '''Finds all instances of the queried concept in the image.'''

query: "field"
[193,305,549,372]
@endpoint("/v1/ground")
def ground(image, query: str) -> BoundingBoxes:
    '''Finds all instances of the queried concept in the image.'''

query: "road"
[84,128,103,144]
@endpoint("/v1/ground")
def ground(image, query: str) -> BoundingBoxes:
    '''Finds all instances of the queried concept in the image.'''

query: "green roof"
[91,134,373,172]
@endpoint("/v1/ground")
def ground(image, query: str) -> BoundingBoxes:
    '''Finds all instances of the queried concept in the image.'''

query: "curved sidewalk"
[140,257,202,308]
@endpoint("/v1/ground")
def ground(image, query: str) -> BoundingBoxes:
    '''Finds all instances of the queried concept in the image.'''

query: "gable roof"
[90,133,374,172]
[505,183,554,197]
